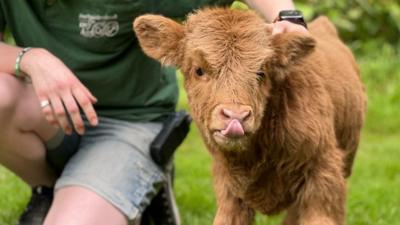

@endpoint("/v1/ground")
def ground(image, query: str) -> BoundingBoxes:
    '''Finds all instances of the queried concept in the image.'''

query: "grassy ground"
[0,41,399,225]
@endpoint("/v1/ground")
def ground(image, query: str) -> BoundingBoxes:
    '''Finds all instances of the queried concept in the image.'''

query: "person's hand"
[20,48,98,135]
[268,20,308,34]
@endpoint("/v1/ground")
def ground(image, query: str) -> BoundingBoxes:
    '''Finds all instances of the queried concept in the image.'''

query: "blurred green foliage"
[296,0,400,54]
[3,28,15,45]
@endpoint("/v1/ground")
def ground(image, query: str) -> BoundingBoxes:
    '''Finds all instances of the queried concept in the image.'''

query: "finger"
[286,23,307,33]
[40,98,58,127]
[292,25,308,33]
[61,91,85,135]
[50,96,72,135]
[72,87,98,126]
[273,21,308,34]
[81,84,97,103]
[88,91,97,103]
[272,24,285,35]
[46,114,60,128]
[265,24,273,34]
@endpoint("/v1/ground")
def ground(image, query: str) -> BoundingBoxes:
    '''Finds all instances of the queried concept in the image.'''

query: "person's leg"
[44,186,128,225]
[44,118,164,225]
[0,73,59,186]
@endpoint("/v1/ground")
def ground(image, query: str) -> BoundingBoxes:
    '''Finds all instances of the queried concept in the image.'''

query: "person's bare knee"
[0,72,57,140]
[0,73,58,186]
[44,186,128,225]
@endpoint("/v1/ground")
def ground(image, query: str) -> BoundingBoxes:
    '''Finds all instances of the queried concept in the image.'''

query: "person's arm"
[244,0,295,22]
[0,41,24,74]
[0,40,98,135]
[244,0,308,34]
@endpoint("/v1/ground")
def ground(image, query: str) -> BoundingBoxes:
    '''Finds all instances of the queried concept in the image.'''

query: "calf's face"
[134,9,315,151]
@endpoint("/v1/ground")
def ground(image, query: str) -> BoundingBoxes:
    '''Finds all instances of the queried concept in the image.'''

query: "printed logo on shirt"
[79,14,119,38]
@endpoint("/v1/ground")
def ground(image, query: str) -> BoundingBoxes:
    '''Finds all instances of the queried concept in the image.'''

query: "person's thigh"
[49,117,164,224]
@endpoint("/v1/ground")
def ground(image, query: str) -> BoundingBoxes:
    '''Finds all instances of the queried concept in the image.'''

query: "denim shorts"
[48,116,164,220]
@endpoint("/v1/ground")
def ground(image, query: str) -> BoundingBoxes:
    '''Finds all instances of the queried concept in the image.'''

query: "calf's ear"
[133,15,184,66]
[270,32,316,67]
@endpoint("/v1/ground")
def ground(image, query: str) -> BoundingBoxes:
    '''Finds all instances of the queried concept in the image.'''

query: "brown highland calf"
[134,8,367,225]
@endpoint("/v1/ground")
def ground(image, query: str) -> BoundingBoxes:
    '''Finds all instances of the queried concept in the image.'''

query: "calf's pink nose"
[221,108,251,122]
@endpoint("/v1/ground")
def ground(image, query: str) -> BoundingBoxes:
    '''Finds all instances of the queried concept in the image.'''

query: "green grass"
[0,45,399,224]
[0,168,30,225]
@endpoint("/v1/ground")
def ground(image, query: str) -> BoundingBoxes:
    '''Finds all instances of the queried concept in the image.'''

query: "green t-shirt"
[0,0,233,122]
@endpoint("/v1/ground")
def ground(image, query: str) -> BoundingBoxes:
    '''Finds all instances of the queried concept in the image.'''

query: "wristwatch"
[274,10,307,29]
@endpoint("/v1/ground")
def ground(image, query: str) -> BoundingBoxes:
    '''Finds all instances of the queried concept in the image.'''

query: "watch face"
[278,10,307,28]
[279,10,304,20]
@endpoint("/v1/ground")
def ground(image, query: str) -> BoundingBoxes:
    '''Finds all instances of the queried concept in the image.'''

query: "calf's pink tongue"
[221,119,245,138]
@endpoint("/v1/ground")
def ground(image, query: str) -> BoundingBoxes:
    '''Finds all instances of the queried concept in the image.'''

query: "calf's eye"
[195,68,204,76]
[256,72,265,82]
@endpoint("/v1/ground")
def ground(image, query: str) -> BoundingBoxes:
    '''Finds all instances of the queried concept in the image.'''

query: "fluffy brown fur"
[134,8,367,225]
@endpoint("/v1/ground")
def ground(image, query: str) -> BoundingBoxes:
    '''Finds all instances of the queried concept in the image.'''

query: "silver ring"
[40,100,51,108]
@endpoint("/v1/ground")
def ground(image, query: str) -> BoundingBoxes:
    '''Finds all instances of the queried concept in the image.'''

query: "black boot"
[18,186,53,225]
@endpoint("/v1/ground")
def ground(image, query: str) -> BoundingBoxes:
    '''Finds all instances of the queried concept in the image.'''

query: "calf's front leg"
[281,205,300,225]
[212,162,255,225]
[213,192,255,225]
[296,153,347,225]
